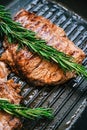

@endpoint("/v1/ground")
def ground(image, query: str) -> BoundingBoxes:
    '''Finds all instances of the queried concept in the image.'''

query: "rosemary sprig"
[0,98,53,119]
[0,5,87,77]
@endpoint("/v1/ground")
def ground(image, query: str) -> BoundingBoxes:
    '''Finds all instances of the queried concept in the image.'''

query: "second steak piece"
[0,62,22,130]
[1,10,85,86]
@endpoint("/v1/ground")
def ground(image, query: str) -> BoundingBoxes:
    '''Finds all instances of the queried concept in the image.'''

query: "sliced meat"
[0,79,22,104]
[1,10,85,86]
[0,111,21,130]
[0,62,8,82]
[0,62,22,130]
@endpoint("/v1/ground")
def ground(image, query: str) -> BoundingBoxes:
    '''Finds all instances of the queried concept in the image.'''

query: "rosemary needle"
[0,5,87,78]
[0,98,53,119]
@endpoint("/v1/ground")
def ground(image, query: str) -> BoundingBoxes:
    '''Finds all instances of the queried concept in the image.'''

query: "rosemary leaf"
[0,98,53,119]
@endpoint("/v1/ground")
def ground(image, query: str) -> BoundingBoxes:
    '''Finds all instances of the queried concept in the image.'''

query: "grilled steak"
[0,62,22,130]
[1,10,85,86]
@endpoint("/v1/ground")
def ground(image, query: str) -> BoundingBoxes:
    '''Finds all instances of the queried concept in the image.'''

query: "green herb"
[0,98,53,119]
[0,5,87,77]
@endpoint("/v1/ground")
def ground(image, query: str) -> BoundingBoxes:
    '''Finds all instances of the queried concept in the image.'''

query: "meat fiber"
[0,62,22,130]
[1,10,85,86]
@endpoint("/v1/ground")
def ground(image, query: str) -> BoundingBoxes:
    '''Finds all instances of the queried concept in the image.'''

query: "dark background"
[0,0,87,19]
[57,0,87,19]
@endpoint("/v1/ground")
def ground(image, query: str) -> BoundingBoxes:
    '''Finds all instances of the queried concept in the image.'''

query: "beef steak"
[1,10,85,86]
[0,62,22,130]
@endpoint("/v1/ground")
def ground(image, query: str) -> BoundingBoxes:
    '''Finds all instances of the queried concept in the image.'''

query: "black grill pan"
[0,0,87,130]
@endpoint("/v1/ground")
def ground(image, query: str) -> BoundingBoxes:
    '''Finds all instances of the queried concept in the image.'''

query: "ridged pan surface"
[0,0,87,130]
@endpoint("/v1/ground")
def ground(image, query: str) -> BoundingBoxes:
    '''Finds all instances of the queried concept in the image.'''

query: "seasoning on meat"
[0,62,22,130]
[1,10,85,86]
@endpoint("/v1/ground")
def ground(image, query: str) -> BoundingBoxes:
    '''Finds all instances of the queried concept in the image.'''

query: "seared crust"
[1,10,85,86]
